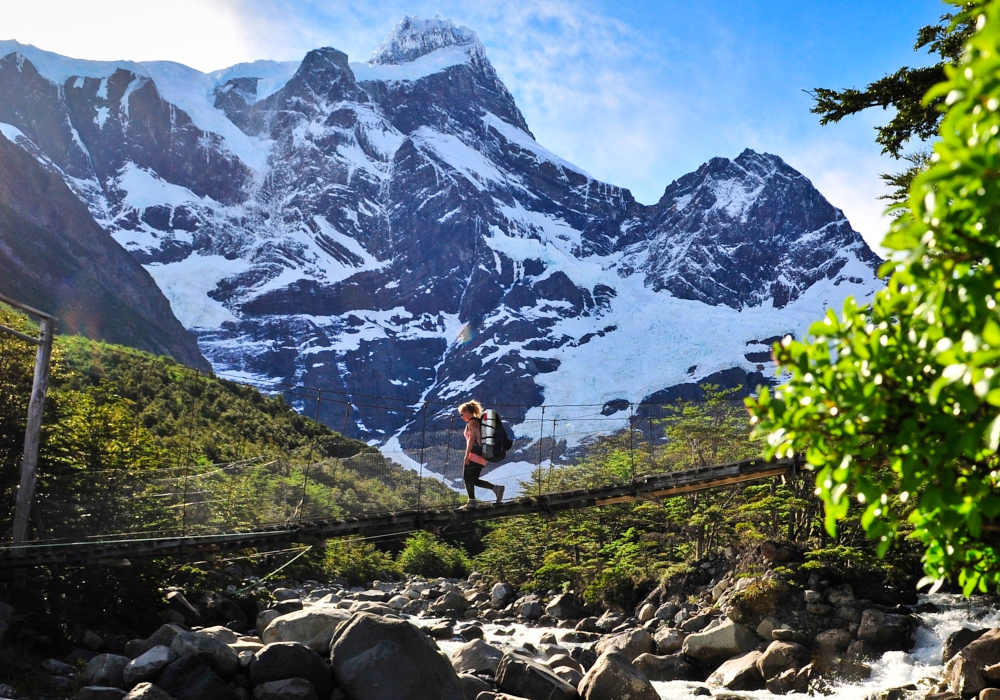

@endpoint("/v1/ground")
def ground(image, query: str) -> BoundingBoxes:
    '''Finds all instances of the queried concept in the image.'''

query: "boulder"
[329,612,465,700]
[944,629,1000,698]
[857,609,916,653]
[452,639,505,676]
[594,611,625,633]
[707,650,764,691]
[755,641,810,681]
[388,595,409,610]
[825,584,855,606]
[431,589,470,616]
[755,616,780,640]
[195,626,239,645]
[43,658,78,675]
[273,588,300,601]
[165,591,202,627]
[75,689,127,700]
[545,594,584,621]
[262,607,351,654]
[170,630,239,677]
[122,683,175,700]
[518,599,544,621]
[200,591,247,626]
[593,628,656,663]
[632,653,699,682]
[554,667,583,688]
[86,654,130,688]
[141,625,184,655]
[256,610,282,633]
[491,583,514,609]
[765,667,801,695]
[943,628,987,665]
[980,690,1000,700]
[249,642,331,698]
[124,646,177,687]
[570,647,598,672]
[771,628,810,645]
[0,601,13,645]
[654,627,685,655]
[637,604,656,623]
[460,626,485,642]
[679,613,714,634]
[560,632,600,644]
[654,603,678,621]
[813,629,852,667]
[459,673,492,700]
[546,655,584,675]
[155,655,229,700]
[495,654,577,700]
[682,620,760,666]
[985,663,1000,684]
[251,678,318,700]
[578,650,657,700]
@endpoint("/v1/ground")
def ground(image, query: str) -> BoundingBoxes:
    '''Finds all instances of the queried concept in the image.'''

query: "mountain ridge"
[0,18,881,483]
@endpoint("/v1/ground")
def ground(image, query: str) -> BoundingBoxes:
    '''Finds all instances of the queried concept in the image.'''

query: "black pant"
[464,462,496,499]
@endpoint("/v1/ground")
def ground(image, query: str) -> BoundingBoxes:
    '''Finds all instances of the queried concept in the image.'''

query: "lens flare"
[457,324,475,344]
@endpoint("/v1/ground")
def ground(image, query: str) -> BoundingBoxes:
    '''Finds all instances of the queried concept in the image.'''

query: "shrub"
[397,532,471,579]
[323,539,401,586]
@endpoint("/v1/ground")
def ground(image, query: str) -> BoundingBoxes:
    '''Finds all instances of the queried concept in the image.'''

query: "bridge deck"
[0,457,796,568]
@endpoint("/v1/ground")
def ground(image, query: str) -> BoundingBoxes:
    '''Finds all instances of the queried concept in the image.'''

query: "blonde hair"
[458,400,483,418]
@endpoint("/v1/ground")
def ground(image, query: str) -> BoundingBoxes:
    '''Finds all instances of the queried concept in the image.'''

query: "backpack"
[480,409,514,462]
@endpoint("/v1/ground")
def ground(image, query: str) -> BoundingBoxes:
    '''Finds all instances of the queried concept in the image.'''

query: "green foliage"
[0,308,456,541]
[397,531,471,579]
[323,538,402,586]
[750,1,1000,594]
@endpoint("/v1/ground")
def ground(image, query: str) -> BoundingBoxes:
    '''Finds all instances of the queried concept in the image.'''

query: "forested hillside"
[0,303,457,543]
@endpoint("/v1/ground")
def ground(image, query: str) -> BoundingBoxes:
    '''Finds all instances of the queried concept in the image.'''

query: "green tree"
[751,0,1000,594]
[810,6,976,201]
[397,531,471,579]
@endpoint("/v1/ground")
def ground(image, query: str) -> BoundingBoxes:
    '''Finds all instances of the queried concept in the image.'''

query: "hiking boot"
[459,499,478,510]
[493,485,505,503]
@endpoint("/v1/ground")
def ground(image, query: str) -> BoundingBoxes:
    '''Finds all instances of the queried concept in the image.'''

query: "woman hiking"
[458,400,504,508]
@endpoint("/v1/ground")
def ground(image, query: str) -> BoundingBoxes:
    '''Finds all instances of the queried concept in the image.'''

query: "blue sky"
[4,0,949,251]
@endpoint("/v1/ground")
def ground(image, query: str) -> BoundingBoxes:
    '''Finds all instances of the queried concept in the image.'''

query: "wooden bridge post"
[11,314,54,555]
[536,406,545,496]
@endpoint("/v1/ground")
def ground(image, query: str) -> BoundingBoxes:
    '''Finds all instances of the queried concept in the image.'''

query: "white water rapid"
[434,593,1000,699]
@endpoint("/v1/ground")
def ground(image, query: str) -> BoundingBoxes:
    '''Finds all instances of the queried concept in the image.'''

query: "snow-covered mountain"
[0,18,881,480]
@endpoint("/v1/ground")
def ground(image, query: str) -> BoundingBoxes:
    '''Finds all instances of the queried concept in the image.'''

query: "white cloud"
[0,0,254,70]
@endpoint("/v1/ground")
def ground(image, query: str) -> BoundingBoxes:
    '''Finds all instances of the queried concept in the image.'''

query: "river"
[434,593,1000,699]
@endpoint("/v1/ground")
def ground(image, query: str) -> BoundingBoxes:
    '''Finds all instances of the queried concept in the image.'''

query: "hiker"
[459,400,504,507]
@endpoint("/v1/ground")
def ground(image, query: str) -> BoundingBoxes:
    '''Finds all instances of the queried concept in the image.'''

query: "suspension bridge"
[0,456,797,568]
[1,293,789,571]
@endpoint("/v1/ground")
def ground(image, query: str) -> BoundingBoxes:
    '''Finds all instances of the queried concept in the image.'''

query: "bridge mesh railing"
[1,343,757,548]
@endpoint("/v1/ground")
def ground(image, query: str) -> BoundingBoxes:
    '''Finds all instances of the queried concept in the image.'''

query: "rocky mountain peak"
[371,16,481,65]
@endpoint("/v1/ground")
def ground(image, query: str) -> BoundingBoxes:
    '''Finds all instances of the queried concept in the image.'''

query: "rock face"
[328,612,465,700]
[495,653,578,700]
[682,620,760,666]
[0,131,207,368]
[249,642,332,698]
[451,639,504,676]
[578,650,658,700]
[857,609,916,653]
[262,607,351,654]
[593,628,656,663]
[0,20,881,469]
[154,654,230,700]
[708,650,765,691]
[944,629,1000,698]
[632,653,699,682]
[124,646,177,687]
